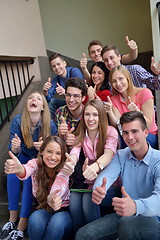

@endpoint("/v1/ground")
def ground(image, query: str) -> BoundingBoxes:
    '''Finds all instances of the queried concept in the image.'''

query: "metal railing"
[0,58,34,129]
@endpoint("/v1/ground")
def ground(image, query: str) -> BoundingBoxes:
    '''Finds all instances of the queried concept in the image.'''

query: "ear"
[144,129,148,138]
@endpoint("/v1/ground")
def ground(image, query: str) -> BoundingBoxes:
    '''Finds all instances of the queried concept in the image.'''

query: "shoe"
[0,222,17,240]
[8,230,24,240]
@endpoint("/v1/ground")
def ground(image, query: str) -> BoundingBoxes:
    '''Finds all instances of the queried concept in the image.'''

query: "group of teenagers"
[1,37,160,240]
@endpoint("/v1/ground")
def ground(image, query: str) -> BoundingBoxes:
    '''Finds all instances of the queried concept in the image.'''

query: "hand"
[11,133,21,154]
[103,96,113,113]
[112,186,136,216]
[4,151,22,175]
[92,177,107,204]
[47,189,62,211]
[151,57,160,75]
[125,36,138,51]
[58,116,68,136]
[88,86,96,100]
[127,96,140,112]
[62,153,76,176]
[56,83,65,95]
[80,53,87,70]
[33,137,43,151]
[83,158,98,181]
[66,127,75,146]
[43,77,52,92]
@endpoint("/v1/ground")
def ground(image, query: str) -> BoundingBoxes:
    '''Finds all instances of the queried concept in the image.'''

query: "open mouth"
[30,103,37,108]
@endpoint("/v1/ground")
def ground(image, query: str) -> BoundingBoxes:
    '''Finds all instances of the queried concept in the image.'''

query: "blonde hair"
[109,65,141,98]
[74,99,108,159]
[21,91,51,148]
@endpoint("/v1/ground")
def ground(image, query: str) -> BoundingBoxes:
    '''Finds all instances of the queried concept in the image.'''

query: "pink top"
[70,125,118,188]
[111,88,158,135]
[18,158,70,207]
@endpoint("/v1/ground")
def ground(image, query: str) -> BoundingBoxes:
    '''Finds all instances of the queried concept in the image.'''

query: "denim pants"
[48,98,66,119]
[75,213,160,240]
[28,208,73,240]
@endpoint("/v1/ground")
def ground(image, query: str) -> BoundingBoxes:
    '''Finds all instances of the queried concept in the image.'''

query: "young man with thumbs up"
[43,53,84,119]
[75,111,160,240]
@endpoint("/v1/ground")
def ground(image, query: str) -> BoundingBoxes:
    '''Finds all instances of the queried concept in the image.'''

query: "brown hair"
[88,40,103,53]
[49,53,64,63]
[101,45,120,57]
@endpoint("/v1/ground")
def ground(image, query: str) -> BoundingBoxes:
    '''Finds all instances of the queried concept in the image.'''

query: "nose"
[89,114,93,120]
[128,132,133,139]
[50,152,56,160]
[108,59,112,65]
[69,95,74,101]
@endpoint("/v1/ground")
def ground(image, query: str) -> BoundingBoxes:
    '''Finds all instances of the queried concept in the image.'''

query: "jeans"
[48,98,66,119]
[28,209,73,240]
[75,213,160,240]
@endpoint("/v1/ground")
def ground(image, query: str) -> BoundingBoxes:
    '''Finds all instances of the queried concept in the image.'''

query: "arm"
[121,36,138,64]
[44,77,57,102]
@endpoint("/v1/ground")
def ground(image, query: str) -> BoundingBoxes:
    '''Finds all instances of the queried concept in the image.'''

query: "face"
[111,70,128,94]
[42,141,61,169]
[27,92,44,113]
[91,66,105,87]
[84,105,99,132]
[50,57,67,77]
[102,50,121,71]
[89,45,103,62]
[122,120,148,154]
[65,87,85,112]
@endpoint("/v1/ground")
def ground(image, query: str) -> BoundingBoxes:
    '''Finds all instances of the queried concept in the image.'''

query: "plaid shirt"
[55,105,83,132]
[124,64,160,90]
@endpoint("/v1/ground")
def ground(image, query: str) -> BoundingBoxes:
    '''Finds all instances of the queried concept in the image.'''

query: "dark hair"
[65,77,88,96]
[49,53,64,63]
[88,40,103,52]
[120,111,147,130]
[101,45,120,57]
[90,61,110,90]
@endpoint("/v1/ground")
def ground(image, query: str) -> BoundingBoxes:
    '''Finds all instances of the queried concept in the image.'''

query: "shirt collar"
[128,143,152,165]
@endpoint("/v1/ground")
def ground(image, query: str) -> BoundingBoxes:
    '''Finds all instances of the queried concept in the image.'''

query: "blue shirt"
[9,114,58,161]
[94,145,160,219]
[124,64,160,90]
[46,67,84,102]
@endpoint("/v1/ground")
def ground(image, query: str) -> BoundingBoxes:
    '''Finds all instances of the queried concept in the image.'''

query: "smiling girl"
[0,92,57,240]
[4,135,73,240]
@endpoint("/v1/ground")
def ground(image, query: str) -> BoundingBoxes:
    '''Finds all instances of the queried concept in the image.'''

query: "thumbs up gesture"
[62,153,76,176]
[4,151,25,176]
[103,96,113,113]
[80,53,87,70]
[82,158,98,181]
[125,36,138,51]
[11,133,21,154]
[56,83,65,95]
[127,96,140,112]
[43,77,52,92]
[112,186,136,216]
[66,127,75,146]
[58,116,68,136]
[33,137,43,151]
[47,189,62,211]
[92,177,107,204]
[151,57,160,75]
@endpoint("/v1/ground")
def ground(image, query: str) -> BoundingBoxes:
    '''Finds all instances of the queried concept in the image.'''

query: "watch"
[96,162,104,171]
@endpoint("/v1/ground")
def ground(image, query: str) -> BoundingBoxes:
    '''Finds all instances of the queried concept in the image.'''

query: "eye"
[93,113,98,117]
[56,152,61,155]
[84,113,90,116]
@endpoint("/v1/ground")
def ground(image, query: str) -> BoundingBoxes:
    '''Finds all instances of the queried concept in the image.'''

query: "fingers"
[38,137,43,142]
[67,127,75,134]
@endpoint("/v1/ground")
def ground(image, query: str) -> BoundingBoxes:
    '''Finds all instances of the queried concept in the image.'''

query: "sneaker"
[8,230,24,240]
[0,222,17,240]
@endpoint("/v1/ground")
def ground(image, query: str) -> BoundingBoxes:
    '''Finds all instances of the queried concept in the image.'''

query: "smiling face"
[84,105,99,133]
[111,70,129,95]
[41,141,62,170]
[122,120,148,156]
[27,92,44,113]
[50,57,67,77]
[102,50,121,71]
[91,65,105,87]
[89,45,103,62]
[65,86,85,112]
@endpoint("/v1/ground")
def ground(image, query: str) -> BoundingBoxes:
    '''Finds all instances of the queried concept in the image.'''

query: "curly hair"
[35,135,67,211]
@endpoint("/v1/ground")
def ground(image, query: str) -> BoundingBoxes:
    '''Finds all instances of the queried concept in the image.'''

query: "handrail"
[0,58,34,129]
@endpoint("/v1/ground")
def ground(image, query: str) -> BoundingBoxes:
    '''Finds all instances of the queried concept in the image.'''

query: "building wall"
[38,0,153,60]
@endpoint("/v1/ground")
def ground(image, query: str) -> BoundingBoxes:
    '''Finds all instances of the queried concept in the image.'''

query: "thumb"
[125,35,129,43]
[68,127,75,134]
[14,133,19,139]
[93,84,97,91]
[101,177,107,188]
[54,188,61,196]
[65,153,75,164]
[107,96,112,104]
[56,83,61,87]
[151,56,155,65]
[8,151,18,162]
[128,96,132,104]
[121,186,130,198]
[60,116,66,124]
[83,157,89,171]
[48,77,51,83]
[38,137,43,142]
[82,53,86,59]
